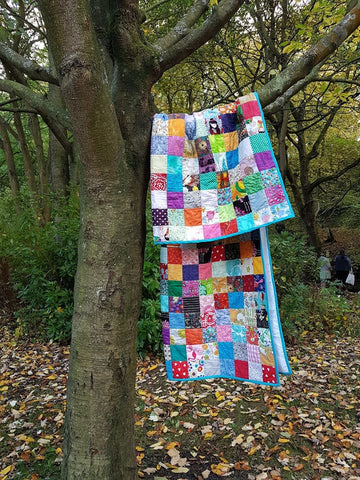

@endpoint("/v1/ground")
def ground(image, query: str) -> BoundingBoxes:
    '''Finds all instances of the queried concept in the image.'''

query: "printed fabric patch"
[160,230,279,385]
[151,92,294,244]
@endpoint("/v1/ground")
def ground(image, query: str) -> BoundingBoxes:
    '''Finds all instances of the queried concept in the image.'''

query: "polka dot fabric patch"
[161,230,281,385]
[151,92,294,244]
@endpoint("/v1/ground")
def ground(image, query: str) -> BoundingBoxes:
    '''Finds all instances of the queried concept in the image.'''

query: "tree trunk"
[38,1,153,477]
[13,109,38,201]
[301,193,322,254]
[29,113,51,222]
[48,74,70,197]
[0,118,20,204]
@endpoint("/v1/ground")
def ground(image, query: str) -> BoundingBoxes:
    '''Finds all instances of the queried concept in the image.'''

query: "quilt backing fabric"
[151,93,293,386]
[151,92,294,244]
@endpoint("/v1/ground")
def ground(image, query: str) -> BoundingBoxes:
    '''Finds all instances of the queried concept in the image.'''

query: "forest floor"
[0,327,359,480]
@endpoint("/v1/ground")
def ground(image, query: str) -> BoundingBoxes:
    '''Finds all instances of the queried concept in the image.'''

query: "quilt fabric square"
[160,232,280,386]
[151,92,294,244]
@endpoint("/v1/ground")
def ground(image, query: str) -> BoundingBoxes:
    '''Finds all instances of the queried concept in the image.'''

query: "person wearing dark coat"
[334,250,352,284]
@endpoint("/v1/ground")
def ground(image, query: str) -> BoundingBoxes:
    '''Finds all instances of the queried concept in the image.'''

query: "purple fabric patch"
[183,264,199,280]
[167,192,184,209]
[162,326,170,344]
[168,136,185,156]
[254,151,275,171]
[152,208,168,226]
[169,296,184,313]
[221,113,237,133]
[183,280,199,297]
[199,155,216,174]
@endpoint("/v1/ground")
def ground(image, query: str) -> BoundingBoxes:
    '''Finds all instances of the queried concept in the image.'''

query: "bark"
[0,42,59,84]
[277,104,289,177]
[48,82,70,197]
[0,118,20,203]
[29,113,51,222]
[12,108,38,200]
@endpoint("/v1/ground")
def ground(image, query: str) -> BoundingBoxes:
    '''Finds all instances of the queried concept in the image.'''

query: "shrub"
[137,203,161,357]
[269,229,318,299]
[280,282,359,340]
[0,189,79,343]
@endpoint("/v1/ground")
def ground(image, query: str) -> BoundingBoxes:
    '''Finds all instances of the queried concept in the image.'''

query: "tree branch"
[306,107,339,160]
[145,0,171,14]
[0,79,71,150]
[308,156,360,192]
[257,2,360,107]
[157,0,245,73]
[0,96,21,107]
[154,0,210,51]
[263,62,325,115]
[313,76,360,88]
[0,42,59,85]
[0,106,38,113]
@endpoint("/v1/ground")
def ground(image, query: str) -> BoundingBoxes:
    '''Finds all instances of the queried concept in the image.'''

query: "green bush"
[0,189,79,343]
[0,189,164,352]
[268,230,360,340]
[137,204,161,357]
[269,229,318,299]
[280,282,359,339]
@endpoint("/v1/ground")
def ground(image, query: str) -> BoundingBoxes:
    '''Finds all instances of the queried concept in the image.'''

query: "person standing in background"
[334,249,352,285]
[318,252,331,287]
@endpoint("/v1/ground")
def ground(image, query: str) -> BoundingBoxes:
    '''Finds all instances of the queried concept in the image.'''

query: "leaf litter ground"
[0,328,359,480]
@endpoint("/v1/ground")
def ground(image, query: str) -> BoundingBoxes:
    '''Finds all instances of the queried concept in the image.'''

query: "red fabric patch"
[167,246,182,264]
[214,293,229,310]
[243,275,255,292]
[220,219,237,237]
[150,173,167,191]
[200,311,216,328]
[172,361,189,379]
[246,327,259,346]
[241,100,261,119]
[160,263,167,280]
[235,360,249,379]
[211,245,225,262]
[262,365,277,384]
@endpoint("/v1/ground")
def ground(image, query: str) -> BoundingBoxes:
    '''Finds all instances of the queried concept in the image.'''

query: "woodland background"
[1,1,360,479]
[0,0,359,349]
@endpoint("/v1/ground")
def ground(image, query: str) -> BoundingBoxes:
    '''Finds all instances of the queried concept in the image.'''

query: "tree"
[0,0,360,478]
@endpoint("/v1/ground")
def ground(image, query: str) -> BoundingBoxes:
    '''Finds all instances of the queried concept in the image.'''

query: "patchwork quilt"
[151,93,293,386]
[160,229,291,385]
[151,92,294,244]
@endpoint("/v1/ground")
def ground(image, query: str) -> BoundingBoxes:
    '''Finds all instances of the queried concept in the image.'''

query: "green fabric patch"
[249,133,269,154]
[243,172,263,194]
[199,279,213,295]
[208,134,226,153]
[168,280,183,297]
[218,203,236,222]
[200,171,217,190]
